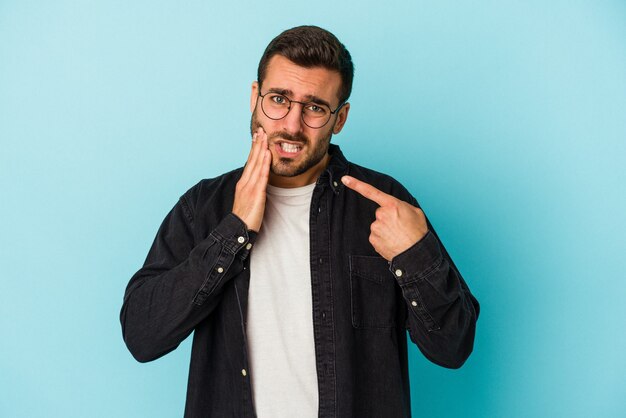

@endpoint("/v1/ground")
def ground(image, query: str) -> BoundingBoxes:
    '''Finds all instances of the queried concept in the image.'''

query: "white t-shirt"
[247,182,318,418]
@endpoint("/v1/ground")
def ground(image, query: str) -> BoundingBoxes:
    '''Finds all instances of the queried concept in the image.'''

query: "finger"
[341,175,396,206]
[260,131,271,178]
[255,133,271,174]
[259,149,271,181]
[370,219,385,235]
[241,132,259,175]
[240,129,264,184]
[250,133,270,183]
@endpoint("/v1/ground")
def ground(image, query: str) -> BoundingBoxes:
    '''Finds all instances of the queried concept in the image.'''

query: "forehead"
[263,55,342,104]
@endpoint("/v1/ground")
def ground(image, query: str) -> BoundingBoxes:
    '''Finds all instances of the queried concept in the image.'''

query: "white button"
[246,243,252,250]
[241,369,247,376]
[333,181,338,187]
[411,300,418,307]
[217,267,224,273]
[237,236,245,244]
[395,269,403,277]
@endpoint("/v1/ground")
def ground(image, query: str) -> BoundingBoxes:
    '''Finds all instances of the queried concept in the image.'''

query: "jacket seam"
[179,195,195,224]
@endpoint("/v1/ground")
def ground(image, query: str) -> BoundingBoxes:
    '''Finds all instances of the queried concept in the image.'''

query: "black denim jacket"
[120,144,479,418]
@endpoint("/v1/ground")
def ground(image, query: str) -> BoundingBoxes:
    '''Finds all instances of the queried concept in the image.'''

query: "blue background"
[1,1,625,417]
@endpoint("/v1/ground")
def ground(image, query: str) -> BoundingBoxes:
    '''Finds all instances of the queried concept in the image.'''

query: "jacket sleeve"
[389,212,480,369]
[120,193,255,363]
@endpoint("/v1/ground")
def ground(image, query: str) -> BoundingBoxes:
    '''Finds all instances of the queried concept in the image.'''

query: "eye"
[306,103,327,114]
[270,94,288,105]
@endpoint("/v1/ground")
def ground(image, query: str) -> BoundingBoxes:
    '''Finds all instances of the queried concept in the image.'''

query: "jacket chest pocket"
[349,255,398,329]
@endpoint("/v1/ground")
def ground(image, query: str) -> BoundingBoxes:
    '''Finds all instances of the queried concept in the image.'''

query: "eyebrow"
[266,87,333,109]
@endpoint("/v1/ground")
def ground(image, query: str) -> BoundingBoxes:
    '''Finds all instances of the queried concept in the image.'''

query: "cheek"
[251,110,276,139]
[253,111,278,133]
[311,128,333,147]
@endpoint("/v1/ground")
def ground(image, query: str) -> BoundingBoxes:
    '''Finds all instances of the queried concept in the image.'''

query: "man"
[121,25,479,418]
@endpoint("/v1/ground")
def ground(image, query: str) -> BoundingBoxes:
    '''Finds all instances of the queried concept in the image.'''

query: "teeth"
[280,142,301,153]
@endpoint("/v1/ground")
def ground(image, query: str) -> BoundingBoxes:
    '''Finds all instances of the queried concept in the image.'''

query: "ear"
[250,81,259,113]
[332,102,350,134]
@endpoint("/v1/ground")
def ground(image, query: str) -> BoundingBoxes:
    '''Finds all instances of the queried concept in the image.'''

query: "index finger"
[341,175,396,206]
[241,128,267,183]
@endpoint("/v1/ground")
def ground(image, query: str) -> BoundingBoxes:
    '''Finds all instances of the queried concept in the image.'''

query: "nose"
[281,102,305,134]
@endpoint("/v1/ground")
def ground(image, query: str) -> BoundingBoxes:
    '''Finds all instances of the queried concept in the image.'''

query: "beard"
[250,109,332,178]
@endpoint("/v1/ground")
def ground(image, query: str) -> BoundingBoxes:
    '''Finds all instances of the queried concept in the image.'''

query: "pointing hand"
[341,175,428,261]
[232,128,272,232]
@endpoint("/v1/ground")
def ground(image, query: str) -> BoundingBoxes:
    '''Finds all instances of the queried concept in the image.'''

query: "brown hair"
[257,25,354,105]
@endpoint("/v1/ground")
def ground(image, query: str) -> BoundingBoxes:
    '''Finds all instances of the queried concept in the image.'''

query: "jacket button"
[241,369,247,377]
[411,300,418,307]
[246,243,253,250]
[217,267,224,273]
[395,269,403,277]
[237,236,245,244]
[333,181,338,187]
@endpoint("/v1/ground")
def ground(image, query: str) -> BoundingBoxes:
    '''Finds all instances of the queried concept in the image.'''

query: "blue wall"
[1,1,625,417]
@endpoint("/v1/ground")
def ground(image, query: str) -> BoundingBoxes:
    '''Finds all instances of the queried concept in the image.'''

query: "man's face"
[250,55,350,188]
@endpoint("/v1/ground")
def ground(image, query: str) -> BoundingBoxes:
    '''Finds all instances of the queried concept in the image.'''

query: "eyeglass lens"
[261,93,331,129]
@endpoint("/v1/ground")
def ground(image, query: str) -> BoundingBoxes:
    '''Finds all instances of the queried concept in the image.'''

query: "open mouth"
[275,141,304,158]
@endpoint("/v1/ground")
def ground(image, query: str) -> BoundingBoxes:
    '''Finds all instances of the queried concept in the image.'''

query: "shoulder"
[179,167,244,216]
[345,162,417,205]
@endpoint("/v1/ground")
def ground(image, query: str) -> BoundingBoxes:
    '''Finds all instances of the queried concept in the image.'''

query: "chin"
[270,161,303,178]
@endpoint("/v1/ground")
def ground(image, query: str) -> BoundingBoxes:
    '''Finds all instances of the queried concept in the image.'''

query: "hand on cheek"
[232,128,272,232]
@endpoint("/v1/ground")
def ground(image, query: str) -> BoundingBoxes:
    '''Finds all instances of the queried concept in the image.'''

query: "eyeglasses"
[258,91,345,129]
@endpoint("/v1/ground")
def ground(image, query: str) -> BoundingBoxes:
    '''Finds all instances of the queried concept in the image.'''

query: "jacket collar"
[317,143,350,194]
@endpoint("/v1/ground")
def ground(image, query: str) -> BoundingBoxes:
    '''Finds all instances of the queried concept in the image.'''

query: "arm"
[121,128,271,363]
[341,175,479,368]
[120,198,255,363]
[390,224,479,369]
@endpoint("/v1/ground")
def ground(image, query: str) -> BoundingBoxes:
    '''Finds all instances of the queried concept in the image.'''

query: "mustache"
[250,111,309,144]
[269,131,308,144]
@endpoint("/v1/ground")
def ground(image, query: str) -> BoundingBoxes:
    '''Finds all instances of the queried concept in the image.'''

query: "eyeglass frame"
[256,90,347,129]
